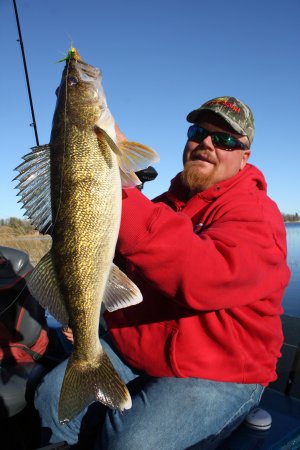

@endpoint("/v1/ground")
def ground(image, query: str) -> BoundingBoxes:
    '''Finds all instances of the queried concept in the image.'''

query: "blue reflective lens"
[187,126,247,150]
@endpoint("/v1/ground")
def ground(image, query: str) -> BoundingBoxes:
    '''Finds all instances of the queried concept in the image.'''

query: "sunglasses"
[187,125,248,151]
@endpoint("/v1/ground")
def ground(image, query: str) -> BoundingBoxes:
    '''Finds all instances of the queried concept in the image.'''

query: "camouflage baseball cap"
[186,96,255,145]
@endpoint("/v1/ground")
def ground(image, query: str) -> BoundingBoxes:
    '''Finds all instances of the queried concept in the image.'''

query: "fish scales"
[51,128,121,357]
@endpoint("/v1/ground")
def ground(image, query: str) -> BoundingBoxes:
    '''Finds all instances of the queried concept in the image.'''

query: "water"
[282,223,300,317]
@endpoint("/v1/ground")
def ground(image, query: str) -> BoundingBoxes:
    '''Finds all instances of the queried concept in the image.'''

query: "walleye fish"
[14,48,159,423]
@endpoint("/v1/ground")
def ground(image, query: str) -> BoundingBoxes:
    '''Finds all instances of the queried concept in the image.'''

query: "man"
[35,97,290,449]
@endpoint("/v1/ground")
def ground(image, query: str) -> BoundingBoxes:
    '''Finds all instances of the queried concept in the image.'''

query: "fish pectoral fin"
[14,144,53,234]
[103,263,143,312]
[117,140,160,174]
[59,350,132,423]
[119,169,142,187]
[94,126,122,155]
[26,251,69,326]
[94,125,160,182]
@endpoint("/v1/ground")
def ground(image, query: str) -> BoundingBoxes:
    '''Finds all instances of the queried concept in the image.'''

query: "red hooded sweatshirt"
[105,164,290,385]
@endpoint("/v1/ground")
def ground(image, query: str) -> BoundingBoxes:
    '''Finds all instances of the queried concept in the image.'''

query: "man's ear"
[240,150,251,170]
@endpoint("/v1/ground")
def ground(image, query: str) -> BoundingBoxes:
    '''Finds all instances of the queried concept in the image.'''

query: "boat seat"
[0,246,47,419]
[0,246,32,280]
[0,362,45,418]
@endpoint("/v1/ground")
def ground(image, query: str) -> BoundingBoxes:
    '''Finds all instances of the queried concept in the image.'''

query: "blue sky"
[0,0,299,219]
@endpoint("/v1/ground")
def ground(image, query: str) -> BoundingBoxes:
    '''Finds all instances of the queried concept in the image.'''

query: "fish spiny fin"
[26,252,69,326]
[59,349,132,423]
[14,145,52,234]
[103,263,143,312]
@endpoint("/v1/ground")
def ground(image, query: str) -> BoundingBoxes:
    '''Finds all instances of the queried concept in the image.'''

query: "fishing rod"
[12,0,39,146]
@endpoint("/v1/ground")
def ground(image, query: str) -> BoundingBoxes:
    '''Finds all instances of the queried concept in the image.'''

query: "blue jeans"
[34,334,264,449]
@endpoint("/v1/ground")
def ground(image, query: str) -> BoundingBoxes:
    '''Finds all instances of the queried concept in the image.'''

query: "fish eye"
[68,76,78,86]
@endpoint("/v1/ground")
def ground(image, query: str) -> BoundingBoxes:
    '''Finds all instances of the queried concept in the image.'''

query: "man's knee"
[34,361,67,418]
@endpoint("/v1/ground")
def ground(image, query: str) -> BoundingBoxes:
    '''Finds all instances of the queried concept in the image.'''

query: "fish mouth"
[66,59,101,90]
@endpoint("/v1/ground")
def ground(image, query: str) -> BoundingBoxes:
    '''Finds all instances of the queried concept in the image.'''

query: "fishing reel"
[135,166,158,191]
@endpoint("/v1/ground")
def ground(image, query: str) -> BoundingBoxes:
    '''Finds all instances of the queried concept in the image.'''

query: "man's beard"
[181,162,214,194]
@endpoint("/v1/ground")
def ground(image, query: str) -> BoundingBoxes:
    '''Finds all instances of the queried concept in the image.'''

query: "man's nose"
[199,135,215,151]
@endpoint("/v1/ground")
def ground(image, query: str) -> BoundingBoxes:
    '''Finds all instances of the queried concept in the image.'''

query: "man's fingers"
[62,326,74,342]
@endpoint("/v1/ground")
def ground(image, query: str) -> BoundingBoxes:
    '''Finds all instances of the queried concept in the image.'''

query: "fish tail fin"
[58,351,132,424]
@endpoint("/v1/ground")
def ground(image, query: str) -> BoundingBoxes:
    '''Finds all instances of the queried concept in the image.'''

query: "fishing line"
[50,57,72,232]
[0,278,30,318]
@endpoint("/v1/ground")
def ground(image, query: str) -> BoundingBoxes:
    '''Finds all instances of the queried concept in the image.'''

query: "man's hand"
[62,326,74,343]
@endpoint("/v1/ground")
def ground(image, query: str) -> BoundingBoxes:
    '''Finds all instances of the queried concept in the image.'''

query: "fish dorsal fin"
[14,145,52,234]
[103,263,143,312]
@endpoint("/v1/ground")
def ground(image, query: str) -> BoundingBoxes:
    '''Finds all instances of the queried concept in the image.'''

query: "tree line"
[1,213,299,233]
[281,213,299,222]
[0,217,35,233]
